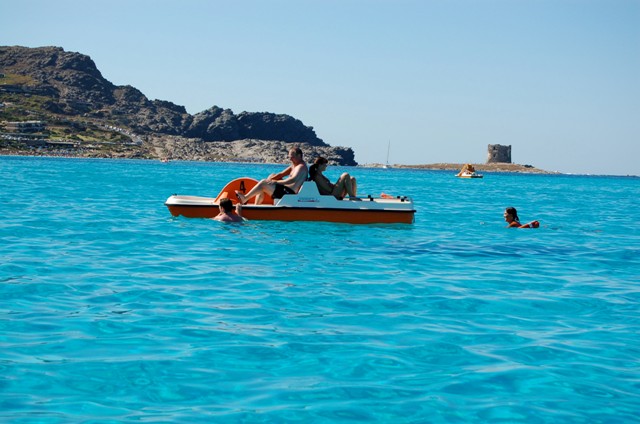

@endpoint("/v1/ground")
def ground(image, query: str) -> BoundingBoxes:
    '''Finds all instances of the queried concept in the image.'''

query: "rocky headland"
[0,46,356,165]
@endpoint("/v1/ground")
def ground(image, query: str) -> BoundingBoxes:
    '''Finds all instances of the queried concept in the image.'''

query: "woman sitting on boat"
[504,207,540,228]
[309,157,358,200]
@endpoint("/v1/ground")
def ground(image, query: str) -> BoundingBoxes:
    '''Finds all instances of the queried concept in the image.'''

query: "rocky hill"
[0,46,356,165]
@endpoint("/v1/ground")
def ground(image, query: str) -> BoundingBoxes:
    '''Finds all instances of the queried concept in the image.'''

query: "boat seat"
[297,182,322,196]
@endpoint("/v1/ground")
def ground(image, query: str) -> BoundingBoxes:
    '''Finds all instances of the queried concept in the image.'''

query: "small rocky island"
[0,46,356,165]
[395,144,553,173]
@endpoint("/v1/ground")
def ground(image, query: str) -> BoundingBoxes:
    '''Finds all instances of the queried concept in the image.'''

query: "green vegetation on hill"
[1,84,132,145]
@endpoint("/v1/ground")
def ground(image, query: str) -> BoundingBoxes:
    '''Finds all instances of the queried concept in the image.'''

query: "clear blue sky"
[2,0,639,175]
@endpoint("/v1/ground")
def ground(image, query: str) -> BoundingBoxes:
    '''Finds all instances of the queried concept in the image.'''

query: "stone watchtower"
[487,144,512,163]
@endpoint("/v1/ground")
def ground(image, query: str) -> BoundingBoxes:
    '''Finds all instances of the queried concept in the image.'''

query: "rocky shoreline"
[0,137,356,165]
[1,143,556,174]
[141,137,356,165]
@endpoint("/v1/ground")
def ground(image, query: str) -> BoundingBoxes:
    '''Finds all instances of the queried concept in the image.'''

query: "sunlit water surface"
[1,156,639,423]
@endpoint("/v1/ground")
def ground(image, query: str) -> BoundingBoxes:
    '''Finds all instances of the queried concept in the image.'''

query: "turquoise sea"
[1,155,639,423]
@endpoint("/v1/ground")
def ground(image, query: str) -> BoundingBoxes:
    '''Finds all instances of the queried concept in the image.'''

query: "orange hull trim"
[166,204,414,224]
[243,207,414,224]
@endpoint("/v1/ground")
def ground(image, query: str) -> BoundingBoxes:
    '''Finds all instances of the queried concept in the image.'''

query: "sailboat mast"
[386,141,390,166]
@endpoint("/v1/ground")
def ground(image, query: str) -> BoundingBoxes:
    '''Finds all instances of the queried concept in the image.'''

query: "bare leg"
[341,173,357,197]
[332,175,347,198]
[333,173,356,198]
[236,179,275,205]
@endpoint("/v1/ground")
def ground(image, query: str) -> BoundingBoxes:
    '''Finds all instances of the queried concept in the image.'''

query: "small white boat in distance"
[456,163,483,178]
[457,171,483,179]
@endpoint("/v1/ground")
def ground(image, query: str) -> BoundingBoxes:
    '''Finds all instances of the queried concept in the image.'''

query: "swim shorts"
[272,183,295,199]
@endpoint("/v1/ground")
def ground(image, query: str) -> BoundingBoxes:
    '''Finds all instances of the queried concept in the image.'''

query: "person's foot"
[235,191,247,205]
[348,196,361,201]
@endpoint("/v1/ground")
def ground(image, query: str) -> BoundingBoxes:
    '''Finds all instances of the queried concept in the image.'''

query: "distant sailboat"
[382,141,392,169]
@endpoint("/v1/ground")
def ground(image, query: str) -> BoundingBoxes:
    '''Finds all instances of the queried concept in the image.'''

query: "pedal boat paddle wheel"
[165,177,415,224]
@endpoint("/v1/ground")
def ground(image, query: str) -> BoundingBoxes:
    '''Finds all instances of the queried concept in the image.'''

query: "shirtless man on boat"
[236,147,308,205]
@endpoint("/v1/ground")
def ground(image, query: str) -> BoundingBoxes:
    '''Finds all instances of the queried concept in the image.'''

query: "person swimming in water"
[213,198,244,223]
[504,207,539,228]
